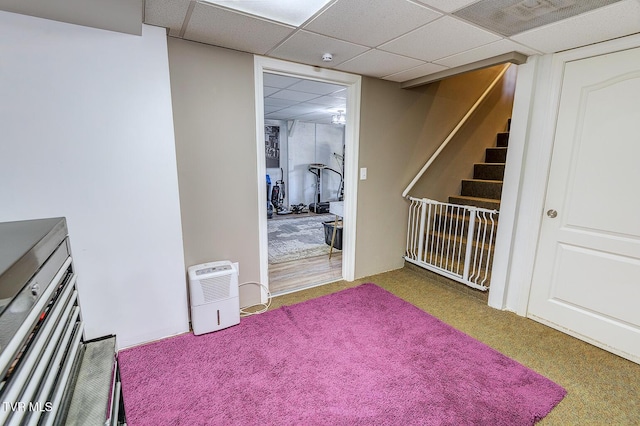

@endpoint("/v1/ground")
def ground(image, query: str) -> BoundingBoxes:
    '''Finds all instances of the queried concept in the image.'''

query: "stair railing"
[406,197,497,291]
[402,63,510,198]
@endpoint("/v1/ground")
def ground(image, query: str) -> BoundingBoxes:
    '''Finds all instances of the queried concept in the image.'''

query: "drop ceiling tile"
[199,0,332,26]
[305,0,442,47]
[298,112,334,124]
[264,97,295,107]
[383,62,449,82]
[435,39,540,68]
[263,86,280,97]
[412,0,480,13]
[286,79,345,95]
[329,89,346,99]
[184,3,294,55]
[269,89,320,102]
[336,50,425,78]
[264,104,284,114]
[263,74,300,89]
[265,111,292,120]
[511,0,640,54]
[270,30,369,67]
[306,96,346,107]
[266,106,340,122]
[144,0,191,37]
[277,105,323,116]
[380,16,501,62]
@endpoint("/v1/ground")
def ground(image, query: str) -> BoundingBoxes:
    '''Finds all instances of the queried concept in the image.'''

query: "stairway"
[405,121,510,291]
[448,123,509,211]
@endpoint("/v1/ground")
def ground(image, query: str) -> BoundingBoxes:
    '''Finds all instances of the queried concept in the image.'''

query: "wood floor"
[269,252,342,294]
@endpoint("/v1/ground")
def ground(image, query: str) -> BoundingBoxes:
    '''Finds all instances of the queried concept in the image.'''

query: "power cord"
[238,282,272,317]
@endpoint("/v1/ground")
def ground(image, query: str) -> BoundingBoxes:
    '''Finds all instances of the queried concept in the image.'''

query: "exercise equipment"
[271,168,291,215]
[308,163,342,213]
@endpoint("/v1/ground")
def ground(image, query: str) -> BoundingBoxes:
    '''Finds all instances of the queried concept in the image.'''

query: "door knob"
[547,209,558,218]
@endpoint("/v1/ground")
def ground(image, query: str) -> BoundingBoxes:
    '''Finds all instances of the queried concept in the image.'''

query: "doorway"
[263,74,346,293]
[254,57,361,296]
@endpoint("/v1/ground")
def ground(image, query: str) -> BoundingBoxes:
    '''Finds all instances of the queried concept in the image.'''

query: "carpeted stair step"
[461,179,503,200]
[497,132,509,147]
[425,230,497,252]
[485,147,508,163]
[431,210,500,235]
[474,163,505,180]
[449,195,500,211]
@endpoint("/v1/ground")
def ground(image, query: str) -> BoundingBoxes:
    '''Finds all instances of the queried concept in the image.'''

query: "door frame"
[489,33,640,315]
[253,56,362,292]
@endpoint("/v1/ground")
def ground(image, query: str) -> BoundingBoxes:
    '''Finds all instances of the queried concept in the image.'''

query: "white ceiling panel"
[265,111,292,120]
[336,49,425,78]
[329,88,347,99]
[184,3,294,54]
[263,86,280,97]
[384,62,449,82]
[305,0,442,47]
[306,94,346,105]
[286,79,345,95]
[263,73,299,89]
[511,0,640,54]
[144,0,190,37]
[269,89,319,102]
[198,0,332,26]
[305,95,346,107]
[295,112,335,124]
[276,105,325,116]
[264,104,283,114]
[435,39,541,68]
[412,0,480,13]
[264,97,295,107]
[380,16,502,62]
[270,30,369,67]
[8,0,640,85]
[262,74,344,123]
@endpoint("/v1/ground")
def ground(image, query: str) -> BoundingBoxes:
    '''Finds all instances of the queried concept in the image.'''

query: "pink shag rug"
[119,284,565,425]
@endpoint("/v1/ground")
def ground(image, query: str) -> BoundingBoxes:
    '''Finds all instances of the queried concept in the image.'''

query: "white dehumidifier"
[188,261,240,335]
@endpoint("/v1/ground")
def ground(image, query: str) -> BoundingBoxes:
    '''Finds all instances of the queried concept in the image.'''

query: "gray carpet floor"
[267,215,334,264]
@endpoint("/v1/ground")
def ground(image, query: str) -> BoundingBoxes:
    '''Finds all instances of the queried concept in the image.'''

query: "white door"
[527,47,640,363]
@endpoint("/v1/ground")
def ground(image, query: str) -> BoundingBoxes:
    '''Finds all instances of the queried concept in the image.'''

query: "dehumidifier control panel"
[195,264,232,276]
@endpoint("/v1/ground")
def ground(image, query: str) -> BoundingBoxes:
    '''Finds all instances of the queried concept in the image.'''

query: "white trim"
[495,32,640,315]
[253,56,362,292]
[488,60,534,310]
[507,54,561,315]
[490,54,560,314]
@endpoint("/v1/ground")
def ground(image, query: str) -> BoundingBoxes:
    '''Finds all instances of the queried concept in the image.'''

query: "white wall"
[0,11,188,349]
[288,122,344,206]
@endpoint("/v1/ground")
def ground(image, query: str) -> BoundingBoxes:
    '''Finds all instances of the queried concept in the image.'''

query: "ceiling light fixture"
[199,0,333,26]
[331,110,346,125]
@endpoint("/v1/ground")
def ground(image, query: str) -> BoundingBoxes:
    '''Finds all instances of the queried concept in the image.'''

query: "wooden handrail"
[402,63,511,198]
